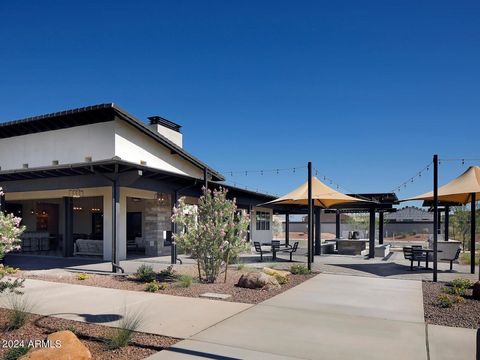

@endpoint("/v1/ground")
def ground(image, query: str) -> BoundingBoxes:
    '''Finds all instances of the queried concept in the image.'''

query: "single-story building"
[0,104,275,263]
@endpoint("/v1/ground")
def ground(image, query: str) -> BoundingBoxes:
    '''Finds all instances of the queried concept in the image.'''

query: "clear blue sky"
[1,1,479,200]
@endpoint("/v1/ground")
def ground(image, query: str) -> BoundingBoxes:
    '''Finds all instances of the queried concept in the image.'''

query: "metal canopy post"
[307,161,313,270]
[171,190,178,265]
[285,212,290,247]
[433,154,439,282]
[112,180,120,273]
[471,193,476,274]
[444,205,449,241]
[315,208,321,255]
[63,197,74,257]
[379,211,384,245]
[0,192,5,212]
[368,207,375,258]
[335,210,340,238]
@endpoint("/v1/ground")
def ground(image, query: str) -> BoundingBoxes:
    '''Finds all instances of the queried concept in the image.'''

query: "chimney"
[147,116,183,148]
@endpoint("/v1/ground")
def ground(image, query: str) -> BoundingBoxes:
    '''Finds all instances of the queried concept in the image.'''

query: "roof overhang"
[0,103,224,181]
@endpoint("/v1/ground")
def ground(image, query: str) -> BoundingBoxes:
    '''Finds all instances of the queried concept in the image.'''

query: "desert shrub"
[172,187,250,283]
[449,278,473,290]
[75,272,89,281]
[443,286,467,296]
[158,265,177,281]
[437,294,453,308]
[274,274,289,285]
[6,295,33,330]
[290,264,311,275]
[176,274,193,288]
[65,325,78,335]
[108,310,143,349]
[453,295,466,303]
[135,264,156,283]
[3,345,31,360]
[145,280,167,292]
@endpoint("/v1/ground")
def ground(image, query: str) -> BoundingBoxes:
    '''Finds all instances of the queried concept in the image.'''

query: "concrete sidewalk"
[149,274,477,360]
[0,278,251,338]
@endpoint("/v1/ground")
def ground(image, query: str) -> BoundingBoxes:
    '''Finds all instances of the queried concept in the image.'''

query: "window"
[256,211,271,231]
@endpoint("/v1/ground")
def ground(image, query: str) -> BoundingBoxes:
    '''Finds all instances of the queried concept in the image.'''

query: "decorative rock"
[20,330,91,360]
[263,267,291,277]
[472,281,480,300]
[199,292,232,300]
[237,272,280,290]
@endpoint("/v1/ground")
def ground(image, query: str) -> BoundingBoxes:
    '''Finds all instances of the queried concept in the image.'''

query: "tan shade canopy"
[407,166,480,204]
[262,176,367,208]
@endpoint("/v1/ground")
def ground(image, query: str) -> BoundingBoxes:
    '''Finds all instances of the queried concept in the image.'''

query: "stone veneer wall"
[143,196,172,256]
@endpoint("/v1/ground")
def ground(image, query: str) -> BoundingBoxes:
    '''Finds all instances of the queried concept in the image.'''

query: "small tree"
[172,187,250,283]
[0,187,26,293]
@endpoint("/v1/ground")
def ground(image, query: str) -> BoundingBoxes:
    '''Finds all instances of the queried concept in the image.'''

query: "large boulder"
[21,330,91,360]
[472,281,480,300]
[237,272,280,290]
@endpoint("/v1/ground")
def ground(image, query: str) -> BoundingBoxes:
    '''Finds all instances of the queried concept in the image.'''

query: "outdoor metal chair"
[440,248,462,271]
[254,241,271,262]
[280,241,299,261]
[403,246,426,270]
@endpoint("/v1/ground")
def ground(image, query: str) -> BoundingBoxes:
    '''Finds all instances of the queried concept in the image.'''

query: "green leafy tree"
[172,187,250,283]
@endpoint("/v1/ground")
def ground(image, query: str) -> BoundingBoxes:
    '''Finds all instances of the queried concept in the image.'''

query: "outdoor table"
[265,242,287,260]
[421,249,443,269]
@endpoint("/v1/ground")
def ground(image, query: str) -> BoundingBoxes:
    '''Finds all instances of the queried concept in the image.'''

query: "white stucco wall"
[148,124,183,147]
[114,120,203,179]
[0,122,115,170]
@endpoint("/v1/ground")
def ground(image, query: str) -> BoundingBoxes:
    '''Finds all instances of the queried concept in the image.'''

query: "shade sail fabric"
[407,166,480,204]
[262,176,367,208]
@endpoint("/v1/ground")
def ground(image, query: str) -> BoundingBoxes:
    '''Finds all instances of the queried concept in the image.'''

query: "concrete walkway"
[0,278,251,338]
[149,274,477,360]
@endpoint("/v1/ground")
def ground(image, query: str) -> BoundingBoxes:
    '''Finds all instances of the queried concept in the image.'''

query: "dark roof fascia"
[0,158,203,183]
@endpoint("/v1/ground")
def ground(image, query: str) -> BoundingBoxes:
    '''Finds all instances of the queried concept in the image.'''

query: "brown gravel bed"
[16,267,317,304]
[0,307,178,359]
[423,281,480,329]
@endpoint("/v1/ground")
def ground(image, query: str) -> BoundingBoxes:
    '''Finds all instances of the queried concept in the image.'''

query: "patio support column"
[368,208,375,258]
[471,193,476,274]
[63,197,74,257]
[315,208,321,255]
[379,211,384,245]
[444,205,450,241]
[112,181,120,272]
[204,167,208,192]
[285,212,290,247]
[0,192,5,212]
[335,210,340,238]
[307,161,313,270]
[433,154,439,282]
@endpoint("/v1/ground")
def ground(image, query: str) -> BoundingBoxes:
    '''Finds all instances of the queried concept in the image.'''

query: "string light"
[222,165,306,176]
[390,161,432,193]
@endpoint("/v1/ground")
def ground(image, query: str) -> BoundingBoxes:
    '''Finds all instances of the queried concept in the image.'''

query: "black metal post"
[0,193,5,213]
[379,211,384,245]
[315,208,321,255]
[112,181,120,273]
[63,197,74,257]
[471,193,476,275]
[369,208,375,258]
[307,162,313,270]
[444,205,449,241]
[433,154,439,282]
[285,212,290,247]
[204,167,208,192]
[335,210,341,239]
